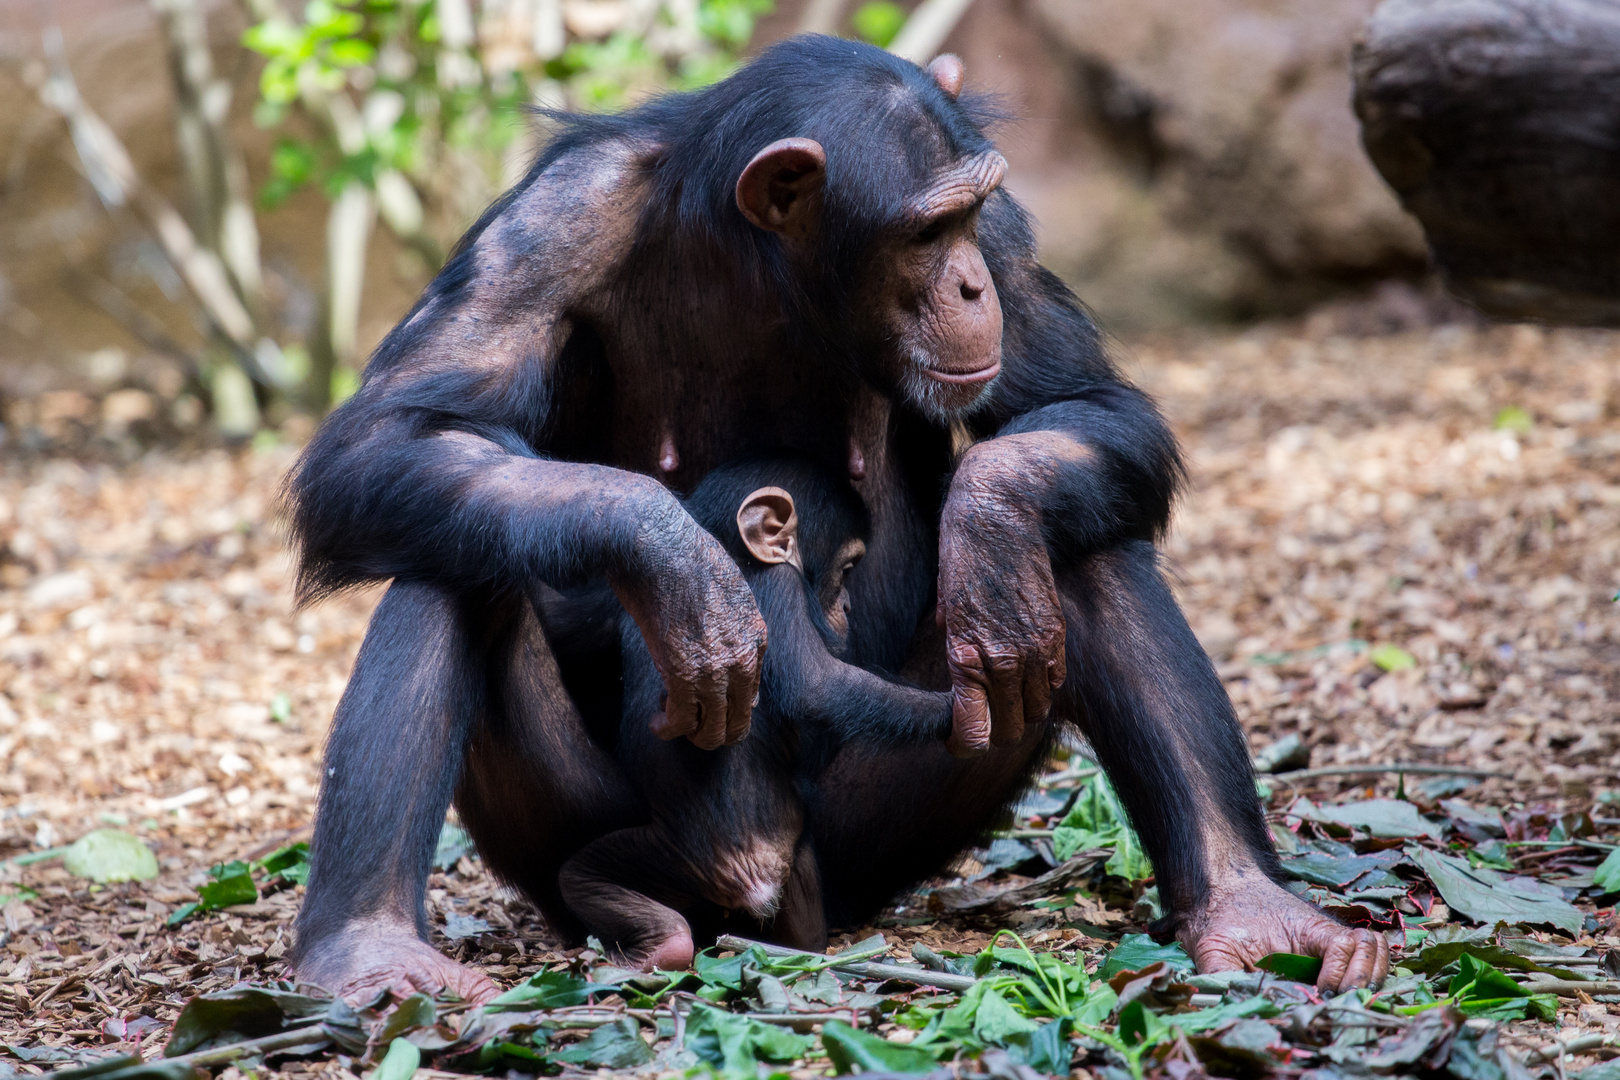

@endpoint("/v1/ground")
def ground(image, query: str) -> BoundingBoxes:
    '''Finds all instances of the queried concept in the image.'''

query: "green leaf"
[687,1004,814,1080]
[1013,1018,1074,1075]
[165,902,201,928]
[850,0,905,46]
[485,968,602,1011]
[547,1019,653,1068]
[1256,952,1323,983]
[820,1019,939,1075]
[1301,798,1443,839]
[369,1038,419,1080]
[1051,774,1153,879]
[973,987,1040,1043]
[692,946,758,991]
[62,830,158,884]
[1492,405,1532,434]
[198,861,258,908]
[165,986,332,1056]
[257,842,310,885]
[1407,846,1584,933]
[1450,954,1558,1021]
[1097,935,1194,981]
[1594,848,1620,895]
[1370,643,1417,672]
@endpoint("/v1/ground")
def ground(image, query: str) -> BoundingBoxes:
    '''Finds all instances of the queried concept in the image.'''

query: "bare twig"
[716,935,977,992]
[1269,764,1514,783]
[1525,1032,1620,1063]
[888,0,976,64]
[1519,979,1620,997]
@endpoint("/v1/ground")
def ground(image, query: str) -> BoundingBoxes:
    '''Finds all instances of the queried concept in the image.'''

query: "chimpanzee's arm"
[931,194,1185,755]
[286,138,763,749]
[752,566,952,745]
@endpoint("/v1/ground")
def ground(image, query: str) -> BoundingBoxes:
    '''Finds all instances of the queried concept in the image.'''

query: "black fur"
[287,35,1276,977]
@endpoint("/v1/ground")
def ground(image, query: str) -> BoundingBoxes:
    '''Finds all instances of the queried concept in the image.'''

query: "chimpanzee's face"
[859,149,1006,422]
[733,134,1007,423]
[815,538,866,645]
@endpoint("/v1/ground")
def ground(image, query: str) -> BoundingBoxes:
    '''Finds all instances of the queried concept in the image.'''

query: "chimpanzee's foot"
[626,924,695,973]
[1178,874,1390,993]
[295,925,499,1004]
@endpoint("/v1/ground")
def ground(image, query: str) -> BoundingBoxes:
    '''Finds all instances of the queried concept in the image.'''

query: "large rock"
[1023,0,1428,320]
[1353,0,1620,324]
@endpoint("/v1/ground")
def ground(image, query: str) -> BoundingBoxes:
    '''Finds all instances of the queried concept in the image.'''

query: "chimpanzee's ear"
[736,138,826,239]
[737,486,801,568]
[927,54,964,98]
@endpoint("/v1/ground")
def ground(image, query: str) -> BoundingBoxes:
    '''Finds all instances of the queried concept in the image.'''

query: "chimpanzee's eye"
[914,219,946,244]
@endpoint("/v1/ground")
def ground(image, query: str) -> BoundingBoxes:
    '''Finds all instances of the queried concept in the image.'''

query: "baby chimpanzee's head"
[684,452,870,642]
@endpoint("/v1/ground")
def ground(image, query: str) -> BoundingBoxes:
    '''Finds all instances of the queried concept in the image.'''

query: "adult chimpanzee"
[286,37,1390,1002]
[561,452,953,970]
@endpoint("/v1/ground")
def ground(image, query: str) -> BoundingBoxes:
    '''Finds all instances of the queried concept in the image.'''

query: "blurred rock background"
[0,0,1449,437]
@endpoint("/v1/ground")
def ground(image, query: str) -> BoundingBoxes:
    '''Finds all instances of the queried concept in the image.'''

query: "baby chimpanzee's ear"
[737,487,800,568]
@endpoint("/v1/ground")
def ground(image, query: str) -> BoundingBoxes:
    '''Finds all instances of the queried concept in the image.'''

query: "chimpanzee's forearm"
[754,575,952,745]
[986,391,1183,564]
[287,408,685,602]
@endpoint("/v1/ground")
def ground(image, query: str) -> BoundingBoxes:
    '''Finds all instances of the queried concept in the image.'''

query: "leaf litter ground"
[0,316,1618,1077]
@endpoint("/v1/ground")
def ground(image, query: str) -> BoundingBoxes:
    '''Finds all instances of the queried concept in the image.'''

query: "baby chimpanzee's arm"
[752,564,952,746]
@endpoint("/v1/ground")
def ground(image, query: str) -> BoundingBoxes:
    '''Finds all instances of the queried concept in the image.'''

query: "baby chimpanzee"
[558,453,953,970]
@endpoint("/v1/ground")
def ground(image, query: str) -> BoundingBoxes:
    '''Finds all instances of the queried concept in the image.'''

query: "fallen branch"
[53,1024,333,1079]
[1519,979,1620,997]
[1268,764,1514,783]
[715,935,977,992]
[1525,1031,1620,1064]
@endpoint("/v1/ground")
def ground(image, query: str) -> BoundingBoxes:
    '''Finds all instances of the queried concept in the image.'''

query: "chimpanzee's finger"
[946,643,992,755]
[655,682,700,741]
[984,651,1026,747]
[691,675,730,751]
[1342,933,1383,990]
[723,653,759,745]
[1314,932,1359,994]
[1022,659,1053,725]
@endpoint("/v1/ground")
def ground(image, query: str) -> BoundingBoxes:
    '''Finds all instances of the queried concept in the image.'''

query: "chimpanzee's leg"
[1055,541,1388,989]
[772,841,828,952]
[559,827,702,971]
[291,581,499,1003]
[455,593,642,936]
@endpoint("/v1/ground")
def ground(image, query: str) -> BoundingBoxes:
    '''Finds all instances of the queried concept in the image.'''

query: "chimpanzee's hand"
[613,492,767,749]
[938,438,1067,755]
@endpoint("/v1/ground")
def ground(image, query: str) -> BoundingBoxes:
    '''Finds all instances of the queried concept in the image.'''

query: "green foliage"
[850,0,906,46]
[686,1004,814,1079]
[486,969,607,1011]
[369,1038,420,1080]
[244,0,774,222]
[1255,952,1322,983]
[166,843,311,926]
[821,1020,938,1074]
[1448,954,1558,1021]
[547,1018,654,1068]
[1369,642,1417,672]
[1052,774,1153,880]
[1594,846,1620,895]
[62,830,158,884]
[1492,405,1533,434]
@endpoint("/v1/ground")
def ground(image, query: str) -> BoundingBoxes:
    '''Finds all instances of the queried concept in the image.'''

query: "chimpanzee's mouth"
[925,360,1001,384]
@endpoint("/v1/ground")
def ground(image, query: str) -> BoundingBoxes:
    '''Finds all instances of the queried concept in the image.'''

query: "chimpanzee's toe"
[1178,877,1391,992]
[297,930,500,1005]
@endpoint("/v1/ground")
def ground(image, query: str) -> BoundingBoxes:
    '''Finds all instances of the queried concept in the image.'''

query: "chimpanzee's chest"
[542,326,949,671]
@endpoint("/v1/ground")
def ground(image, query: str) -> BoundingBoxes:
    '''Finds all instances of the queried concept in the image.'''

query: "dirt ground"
[0,313,1616,1058]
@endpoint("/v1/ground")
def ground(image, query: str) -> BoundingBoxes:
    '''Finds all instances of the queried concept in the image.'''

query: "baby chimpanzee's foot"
[1179,873,1390,993]
[632,925,696,972]
[295,923,499,1004]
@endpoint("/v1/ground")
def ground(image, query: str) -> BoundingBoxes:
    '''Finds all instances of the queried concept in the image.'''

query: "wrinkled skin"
[1183,875,1392,993]
[939,436,1389,992]
[299,926,499,1005]
[938,437,1070,754]
[613,499,767,749]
